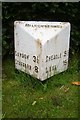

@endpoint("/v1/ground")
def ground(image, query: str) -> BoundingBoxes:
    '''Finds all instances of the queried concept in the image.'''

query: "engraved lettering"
[26,64,31,70]
[17,52,19,57]
[15,59,32,71]
[22,53,24,58]
[37,56,39,64]
[52,65,57,71]
[51,55,54,60]
[15,51,29,60]
[46,67,48,73]
[26,55,29,59]
[35,66,38,73]
[49,56,51,61]
[19,62,20,65]
[25,24,62,28]
[23,63,25,67]
[46,53,62,62]
[46,56,48,62]
[29,65,31,70]
[20,53,21,57]
[64,51,67,57]
[20,62,22,66]
[25,64,26,68]
[63,60,68,65]
[33,56,39,63]
[46,65,57,75]
[60,53,61,58]
[54,55,56,59]
[49,66,51,72]
[24,54,26,59]
[33,56,36,62]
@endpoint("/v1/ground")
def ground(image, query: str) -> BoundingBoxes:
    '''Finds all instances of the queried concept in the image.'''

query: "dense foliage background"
[2,2,80,58]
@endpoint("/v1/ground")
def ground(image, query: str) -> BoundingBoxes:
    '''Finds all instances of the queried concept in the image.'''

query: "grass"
[2,53,79,118]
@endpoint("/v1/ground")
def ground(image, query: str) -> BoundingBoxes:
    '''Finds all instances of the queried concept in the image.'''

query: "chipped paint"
[36,39,42,59]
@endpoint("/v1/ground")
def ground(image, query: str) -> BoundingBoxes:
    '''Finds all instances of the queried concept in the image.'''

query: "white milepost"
[14,21,71,81]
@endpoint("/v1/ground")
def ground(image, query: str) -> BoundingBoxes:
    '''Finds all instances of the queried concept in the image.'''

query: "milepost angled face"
[14,21,71,81]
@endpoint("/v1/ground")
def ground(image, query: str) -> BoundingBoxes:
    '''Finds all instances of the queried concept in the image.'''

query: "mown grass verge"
[2,53,79,118]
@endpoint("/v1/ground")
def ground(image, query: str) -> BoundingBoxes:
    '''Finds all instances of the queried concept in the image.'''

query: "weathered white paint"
[14,21,71,81]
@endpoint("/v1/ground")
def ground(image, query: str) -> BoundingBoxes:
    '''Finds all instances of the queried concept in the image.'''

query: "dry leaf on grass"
[39,97,43,100]
[32,101,36,106]
[64,87,69,92]
[72,82,80,86]
[60,85,64,90]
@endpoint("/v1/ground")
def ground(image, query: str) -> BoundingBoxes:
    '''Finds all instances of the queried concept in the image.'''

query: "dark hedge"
[2,2,80,58]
